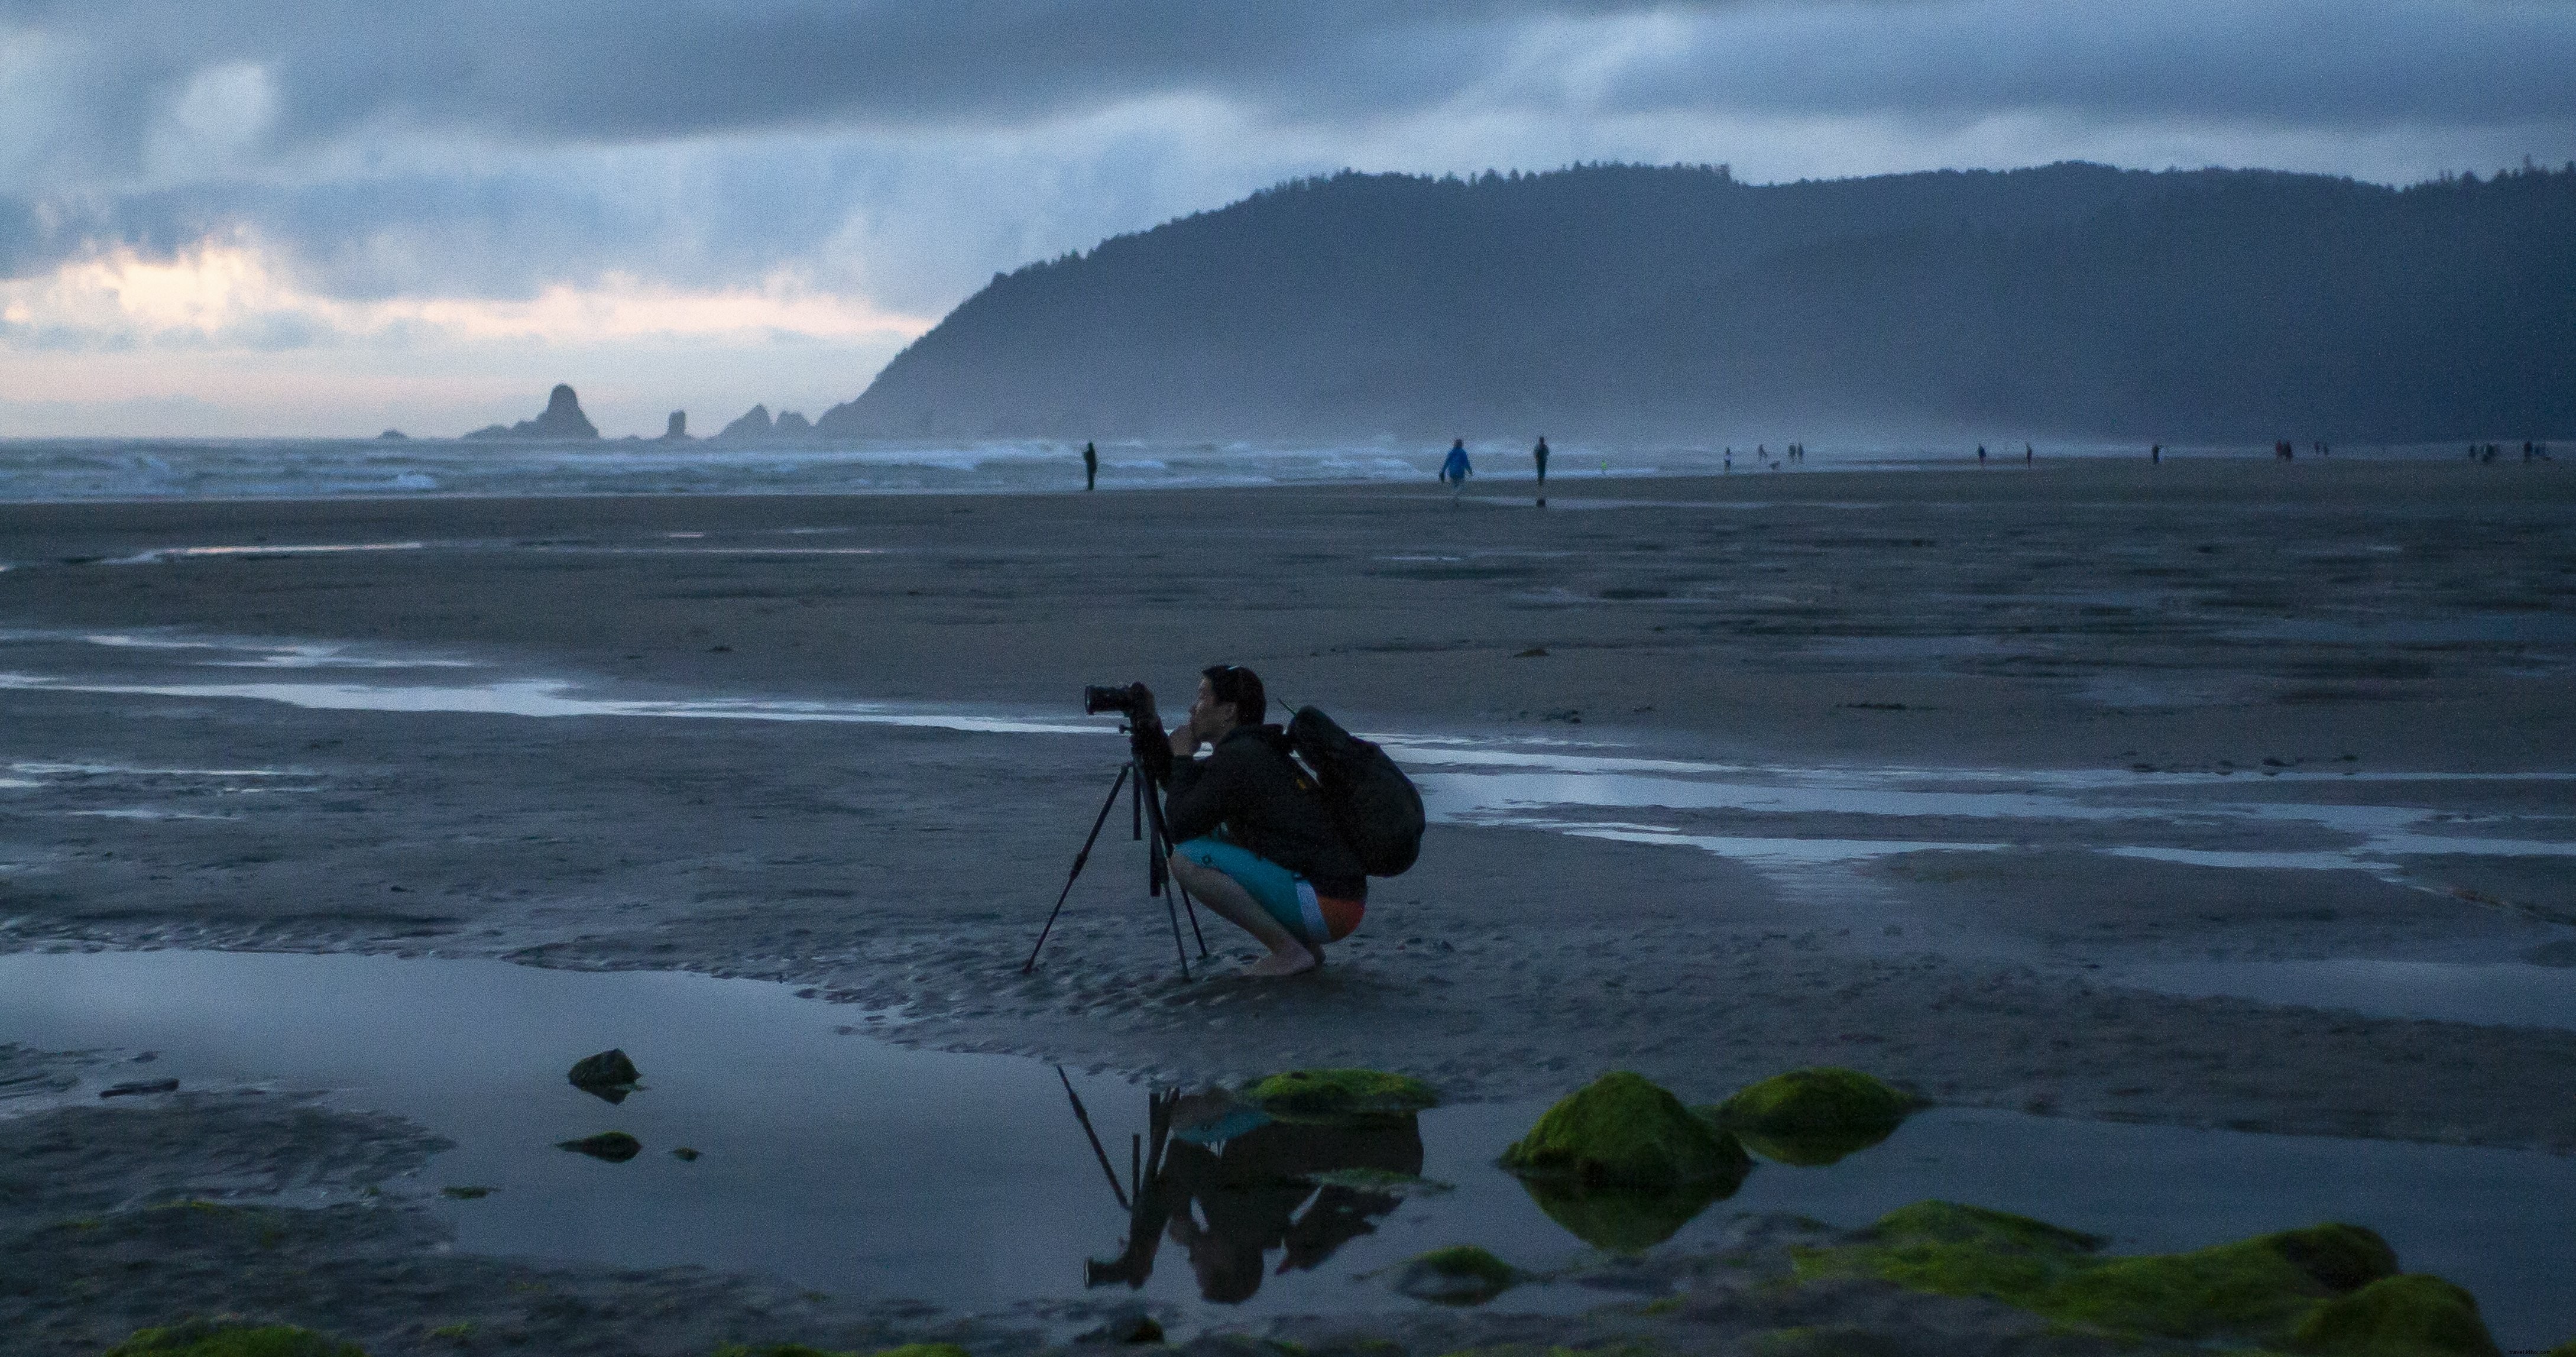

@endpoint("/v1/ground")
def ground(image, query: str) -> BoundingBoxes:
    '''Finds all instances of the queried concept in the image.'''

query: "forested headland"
[820,161,2575,442]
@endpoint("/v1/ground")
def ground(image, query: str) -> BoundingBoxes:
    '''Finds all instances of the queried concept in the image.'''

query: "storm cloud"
[4,0,2572,433]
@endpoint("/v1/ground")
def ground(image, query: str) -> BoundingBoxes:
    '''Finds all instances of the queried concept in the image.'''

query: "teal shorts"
[1174,837,1365,945]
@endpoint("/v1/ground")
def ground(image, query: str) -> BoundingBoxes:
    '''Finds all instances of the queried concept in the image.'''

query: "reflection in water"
[1083,1087,1423,1304]
[1511,1136,1753,1255]
[1735,1122,1901,1168]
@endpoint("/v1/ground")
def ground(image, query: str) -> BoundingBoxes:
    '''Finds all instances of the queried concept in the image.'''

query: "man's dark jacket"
[1149,726,1366,898]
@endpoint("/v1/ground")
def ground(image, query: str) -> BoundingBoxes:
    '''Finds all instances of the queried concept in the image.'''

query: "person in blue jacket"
[1439,439,1472,503]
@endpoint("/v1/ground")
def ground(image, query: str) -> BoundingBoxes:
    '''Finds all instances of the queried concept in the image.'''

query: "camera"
[1083,682,1149,716]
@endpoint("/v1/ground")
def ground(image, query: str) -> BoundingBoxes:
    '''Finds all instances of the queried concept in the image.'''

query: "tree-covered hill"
[818,161,2575,442]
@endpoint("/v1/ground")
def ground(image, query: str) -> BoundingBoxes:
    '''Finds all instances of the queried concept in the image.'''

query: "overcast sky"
[4,0,2572,436]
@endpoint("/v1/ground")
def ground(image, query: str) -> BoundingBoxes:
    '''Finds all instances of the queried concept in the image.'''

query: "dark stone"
[376,429,407,441]
[556,1131,641,1162]
[568,1048,639,1094]
[99,1079,179,1099]
[661,410,689,440]
[570,1048,638,1083]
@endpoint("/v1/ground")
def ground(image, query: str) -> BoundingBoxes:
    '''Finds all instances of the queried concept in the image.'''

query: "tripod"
[1023,750,1210,979]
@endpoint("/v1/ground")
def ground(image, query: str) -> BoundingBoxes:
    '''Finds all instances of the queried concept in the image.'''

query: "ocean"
[0,436,2429,503]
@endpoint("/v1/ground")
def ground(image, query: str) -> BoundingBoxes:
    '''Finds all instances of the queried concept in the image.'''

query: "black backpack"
[1286,706,1425,877]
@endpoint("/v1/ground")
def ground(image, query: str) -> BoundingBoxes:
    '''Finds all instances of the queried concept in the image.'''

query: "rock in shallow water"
[1709,1066,1922,1167]
[1242,1067,1438,1120]
[556,1131,642,1162]
[1502,1070,1746,1188]
[1395,1244,1521,1304]
[568,1048,640,1102]
[1793,1199,2497,1354]
[105,1317,368,1355]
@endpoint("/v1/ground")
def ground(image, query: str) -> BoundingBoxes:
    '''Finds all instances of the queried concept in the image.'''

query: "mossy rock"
[1797,1201,2434,1349]
[557,1131,642,1162]
[104,1319,368,1356]
[1516,1157,1748,1254]
[1752,1327,1901,1357]
[1707,1068,1920,1167]
[2046,1225,2392,1338]
[1304,1167,1454,1197]
[1243,1069,1438,1121]
[2292,1275,2500,1357]
[711,1344,924,1357]
[1396,1245,1521,1304]
[1501,1072,1747,1189]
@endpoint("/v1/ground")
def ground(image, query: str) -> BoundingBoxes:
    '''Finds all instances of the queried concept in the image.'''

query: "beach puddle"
[2111,957,2576,1032]
[1407,755,2576,882]
[7,626,2575,886]
[2,950,2572,1343]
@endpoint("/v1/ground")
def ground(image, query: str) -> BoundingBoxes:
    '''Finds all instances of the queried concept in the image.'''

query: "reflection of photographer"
[1086,1089,1423,1304]
[1122,665,1366,977]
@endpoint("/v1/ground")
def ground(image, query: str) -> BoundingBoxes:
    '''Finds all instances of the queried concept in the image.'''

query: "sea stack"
[463,384,601,440]
[717,404,773,440]
[662,411,689,440]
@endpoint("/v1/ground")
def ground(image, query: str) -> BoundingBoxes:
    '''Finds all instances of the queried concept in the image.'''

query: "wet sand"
[4,458,2574,1353]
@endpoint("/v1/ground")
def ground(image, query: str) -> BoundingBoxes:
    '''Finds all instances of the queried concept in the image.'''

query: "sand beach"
[3,456,2573,1355]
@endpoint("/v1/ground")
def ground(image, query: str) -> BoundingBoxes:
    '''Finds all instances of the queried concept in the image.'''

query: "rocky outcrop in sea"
[464,384,601,441]
[714,404,818,442]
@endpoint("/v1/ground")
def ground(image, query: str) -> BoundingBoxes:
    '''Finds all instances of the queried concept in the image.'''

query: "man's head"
[1191,663,1266,736]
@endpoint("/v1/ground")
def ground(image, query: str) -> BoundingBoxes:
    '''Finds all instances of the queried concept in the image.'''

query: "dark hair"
[1202,663,1266,727]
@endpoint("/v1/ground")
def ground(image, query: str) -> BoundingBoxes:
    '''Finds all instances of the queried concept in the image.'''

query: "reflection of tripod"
[1023,749,1209,978]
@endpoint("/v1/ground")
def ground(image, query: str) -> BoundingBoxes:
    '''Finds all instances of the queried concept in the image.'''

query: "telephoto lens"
[1082,683,1144,715]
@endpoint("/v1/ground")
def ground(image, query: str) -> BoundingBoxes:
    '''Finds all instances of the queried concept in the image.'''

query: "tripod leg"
[1140,781,1210,958]
[1165,883,1191,979]
[1022,765,1132,973]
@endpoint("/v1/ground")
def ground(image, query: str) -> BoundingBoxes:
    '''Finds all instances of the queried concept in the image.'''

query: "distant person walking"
[2024,443,2033,465]
[1083,441,1099,491]
[1533,436,1550,485]
[1440,439,1473,503]
[1977,445,1987,466]
[2151,444,2161,465]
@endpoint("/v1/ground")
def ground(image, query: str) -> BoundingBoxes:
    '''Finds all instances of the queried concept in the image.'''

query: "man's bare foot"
[1244,945,1319,977]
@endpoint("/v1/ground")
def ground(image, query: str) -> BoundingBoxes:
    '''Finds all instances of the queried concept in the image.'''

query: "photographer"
[1132,665,1365,977]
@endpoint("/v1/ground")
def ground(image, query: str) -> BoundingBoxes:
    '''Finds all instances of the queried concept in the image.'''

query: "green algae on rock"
[1706,1068,1922,1167]
[556,1130,643,1162]
[1304,1166,1455,1197]
[711,1343,961,1357]
[1395,1243,1521,1304]
[1243,1068,1438,1120]
[1791,1200,2496,1353]
[2292,1274,2502,1357]
[1501,1071,1748,1188]
[104,1318,369,1356]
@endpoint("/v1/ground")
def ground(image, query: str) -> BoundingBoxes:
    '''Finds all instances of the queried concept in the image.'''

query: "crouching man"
[1133,665,1365,977]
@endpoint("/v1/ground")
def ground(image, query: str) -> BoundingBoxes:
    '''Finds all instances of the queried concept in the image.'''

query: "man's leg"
[1169,853,1317,976]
